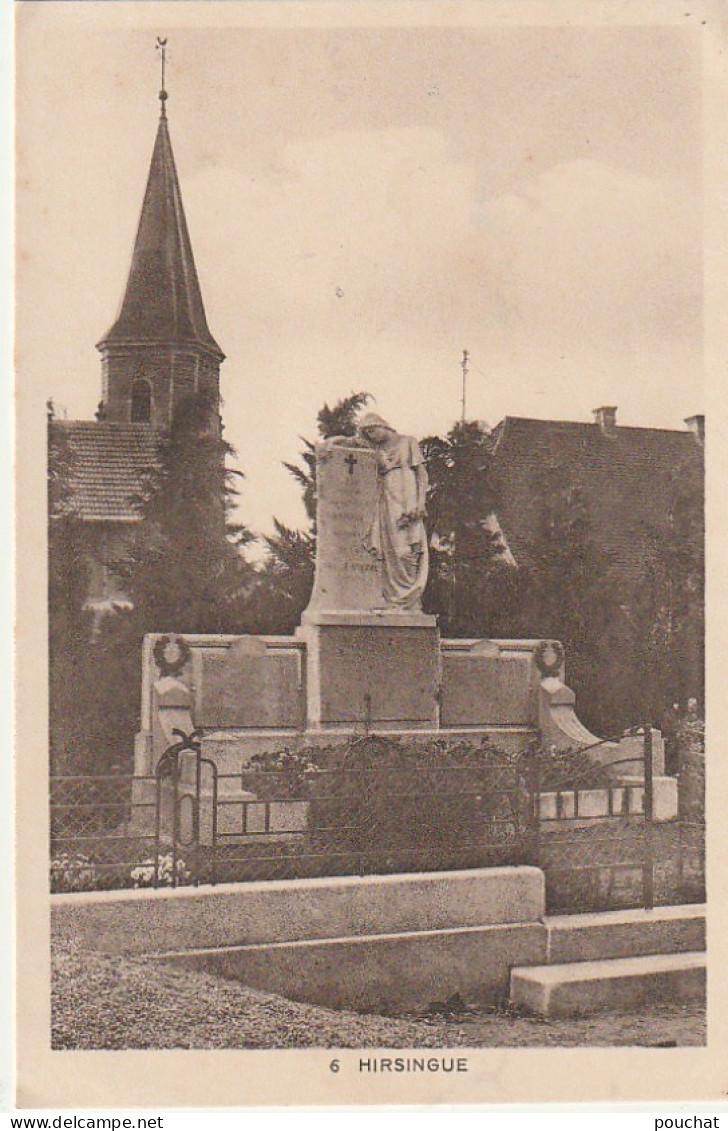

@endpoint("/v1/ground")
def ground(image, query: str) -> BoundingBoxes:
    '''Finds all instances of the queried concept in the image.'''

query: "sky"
[16,7,704,541]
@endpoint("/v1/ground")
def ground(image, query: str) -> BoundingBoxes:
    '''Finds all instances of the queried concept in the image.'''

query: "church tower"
[96,70,224,429]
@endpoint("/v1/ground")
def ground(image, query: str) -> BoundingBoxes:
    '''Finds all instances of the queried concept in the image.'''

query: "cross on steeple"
[344,453,358,476]
[156,37,168,116]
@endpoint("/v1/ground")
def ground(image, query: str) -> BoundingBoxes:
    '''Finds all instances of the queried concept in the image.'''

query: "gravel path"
[52,942,705,1050]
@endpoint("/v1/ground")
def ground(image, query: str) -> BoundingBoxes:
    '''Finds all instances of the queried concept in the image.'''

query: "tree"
[423,420,520,636]
[512,468,622,734]
[60,391,256,774]
[241,520,316,635]
[115,391,255,634]
[631,454,704,720]
[48,417,94,773]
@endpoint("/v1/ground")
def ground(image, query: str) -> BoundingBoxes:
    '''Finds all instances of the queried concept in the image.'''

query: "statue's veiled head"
[359,412,396,446]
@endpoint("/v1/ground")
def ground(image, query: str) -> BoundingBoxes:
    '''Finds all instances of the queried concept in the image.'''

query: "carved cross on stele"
[344,453,358,476]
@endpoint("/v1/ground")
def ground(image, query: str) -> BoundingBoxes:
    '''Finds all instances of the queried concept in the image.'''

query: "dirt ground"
[52,941,705,1050]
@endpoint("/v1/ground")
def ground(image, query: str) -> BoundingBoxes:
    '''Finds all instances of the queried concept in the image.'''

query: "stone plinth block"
[510,952,706,1017]
[297,612,440,728]
[545,905,706,964]
[303,443,383,617]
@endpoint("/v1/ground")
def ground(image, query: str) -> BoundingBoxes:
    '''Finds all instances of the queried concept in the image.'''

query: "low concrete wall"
[539,777,678,823]
[160,922,547,1014]
[51,866,546,957]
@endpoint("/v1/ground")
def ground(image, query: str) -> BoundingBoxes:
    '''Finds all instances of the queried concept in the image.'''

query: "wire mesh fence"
[50,773,157,891]
[50,730,705,911]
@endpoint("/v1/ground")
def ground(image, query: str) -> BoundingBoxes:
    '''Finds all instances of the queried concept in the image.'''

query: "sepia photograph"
[13,0,727,1109]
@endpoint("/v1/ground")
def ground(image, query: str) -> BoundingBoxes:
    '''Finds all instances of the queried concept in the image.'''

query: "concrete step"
[545,904,705,964]
[510,951,706,1017]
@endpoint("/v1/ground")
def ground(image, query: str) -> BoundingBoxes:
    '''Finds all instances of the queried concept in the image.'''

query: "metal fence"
[50,773,157,890]
[526,726,706,912]
[151,730,533,886]
[50,726,705,911]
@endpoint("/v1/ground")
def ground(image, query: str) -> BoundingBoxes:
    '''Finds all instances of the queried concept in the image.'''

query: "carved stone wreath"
[153,635,192,679]
[534,639,565,679]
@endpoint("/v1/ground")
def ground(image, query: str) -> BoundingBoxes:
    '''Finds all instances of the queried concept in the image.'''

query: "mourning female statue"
[357,412,429,612]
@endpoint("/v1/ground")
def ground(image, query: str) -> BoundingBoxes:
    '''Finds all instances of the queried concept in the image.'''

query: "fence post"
[363,693,372,738]
[643,724,655,911]
[529,746,541,869]
[359,747,370,877]
[209,761,218,887]
[171,750,180,889]
[153,771,162,889]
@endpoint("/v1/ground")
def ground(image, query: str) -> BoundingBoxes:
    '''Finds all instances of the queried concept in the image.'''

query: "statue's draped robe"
[363,435,429,610]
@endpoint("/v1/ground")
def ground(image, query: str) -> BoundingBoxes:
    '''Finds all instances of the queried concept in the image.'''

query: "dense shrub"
[298,736,530,873]
[677,713,705,823]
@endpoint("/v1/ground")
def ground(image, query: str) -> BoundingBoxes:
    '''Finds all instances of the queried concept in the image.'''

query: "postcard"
[14,0,728,1108]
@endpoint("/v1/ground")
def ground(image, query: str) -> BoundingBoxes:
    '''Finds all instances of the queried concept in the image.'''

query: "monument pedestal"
[296,611,440,731]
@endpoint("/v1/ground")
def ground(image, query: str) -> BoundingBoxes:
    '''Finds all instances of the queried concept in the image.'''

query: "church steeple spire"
[97,43,224,427]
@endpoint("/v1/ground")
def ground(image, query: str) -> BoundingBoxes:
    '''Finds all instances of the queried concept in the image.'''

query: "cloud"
[181,140,702,535]
[473,158,701,348]
[184,127,476,336]
[187,141,699,368]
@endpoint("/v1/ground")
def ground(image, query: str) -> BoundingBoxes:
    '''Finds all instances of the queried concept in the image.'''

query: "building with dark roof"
[488,406,704,729]
[49,82,225,612]
[489,407,704,586]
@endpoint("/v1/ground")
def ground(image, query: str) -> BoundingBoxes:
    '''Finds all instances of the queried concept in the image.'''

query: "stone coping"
[144,632,544,649]
[51,866,546,955]
[200,724,535,741]
[51,864,543,908]
[299,611,438,628]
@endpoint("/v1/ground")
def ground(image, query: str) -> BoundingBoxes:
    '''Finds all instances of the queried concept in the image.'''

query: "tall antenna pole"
[460,349,469,424]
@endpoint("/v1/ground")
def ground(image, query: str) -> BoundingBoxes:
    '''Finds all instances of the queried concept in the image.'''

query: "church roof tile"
[51,421,162,522]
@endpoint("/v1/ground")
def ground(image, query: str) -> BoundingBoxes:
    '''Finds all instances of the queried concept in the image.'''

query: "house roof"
[489,415,703,583]
[96,110,223,361]
[51,421,162,521]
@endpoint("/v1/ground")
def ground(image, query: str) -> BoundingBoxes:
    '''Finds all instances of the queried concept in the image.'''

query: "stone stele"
[302,442,383,618]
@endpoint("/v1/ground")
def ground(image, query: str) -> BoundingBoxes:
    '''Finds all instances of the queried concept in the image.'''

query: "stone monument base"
[132,629,663,790]
[296,610,439,730]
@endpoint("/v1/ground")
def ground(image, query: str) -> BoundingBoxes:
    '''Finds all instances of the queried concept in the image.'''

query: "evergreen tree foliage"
[631,454,704,720]
[116,391,254,634]
[422,420,520,636]
[48,392,256,774]
[512,470,620,732]
[48,419,94,773]
[241,520,315,635]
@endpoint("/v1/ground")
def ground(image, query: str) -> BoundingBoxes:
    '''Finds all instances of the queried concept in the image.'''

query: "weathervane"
[460,349,469,423]
[156,37,168,116]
